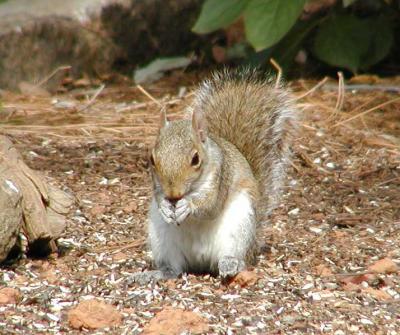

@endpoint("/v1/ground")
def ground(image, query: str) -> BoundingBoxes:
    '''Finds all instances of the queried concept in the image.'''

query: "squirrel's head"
[150,107,207,202]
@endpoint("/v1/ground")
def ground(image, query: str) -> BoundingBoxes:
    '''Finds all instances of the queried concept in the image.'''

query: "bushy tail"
[190,68,297,215]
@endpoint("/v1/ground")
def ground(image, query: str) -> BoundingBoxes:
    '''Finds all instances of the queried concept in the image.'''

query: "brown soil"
[0,71,399,334]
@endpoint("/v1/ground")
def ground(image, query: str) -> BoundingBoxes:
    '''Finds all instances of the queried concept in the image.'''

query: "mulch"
[0,70,399,334]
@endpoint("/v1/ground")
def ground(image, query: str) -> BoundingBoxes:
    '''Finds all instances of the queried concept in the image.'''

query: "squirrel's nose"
[166,196,183,206]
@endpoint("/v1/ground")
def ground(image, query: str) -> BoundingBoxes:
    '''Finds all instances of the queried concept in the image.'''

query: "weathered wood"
[0,0,208,91]
[0,136,74,260]
[0,14,117,91]
[0,179,23,263]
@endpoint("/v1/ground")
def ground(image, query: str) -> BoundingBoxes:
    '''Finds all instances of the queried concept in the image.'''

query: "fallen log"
[0,135,74,262]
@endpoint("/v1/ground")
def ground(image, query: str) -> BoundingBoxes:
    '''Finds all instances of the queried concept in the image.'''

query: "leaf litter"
[0,71,399,334]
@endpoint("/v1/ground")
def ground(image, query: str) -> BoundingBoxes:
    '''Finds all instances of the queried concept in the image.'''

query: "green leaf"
[360,17,393,70]
[271,18,321,71]
[313,14,393,73]
[343,0,358,7]
[314,15,368,73]
[192,0,249,34]
[244,0,306,51]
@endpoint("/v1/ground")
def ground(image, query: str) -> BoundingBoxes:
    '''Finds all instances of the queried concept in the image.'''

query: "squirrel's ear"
[192,109,207,143]
[159,106,168,128]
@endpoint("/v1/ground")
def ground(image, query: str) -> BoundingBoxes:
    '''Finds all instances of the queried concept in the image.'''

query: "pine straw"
[0,72,399,334]
[1,74,399,143]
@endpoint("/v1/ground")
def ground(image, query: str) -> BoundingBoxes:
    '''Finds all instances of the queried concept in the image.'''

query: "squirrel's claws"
[159,199,176,225]
[175,198,191,224]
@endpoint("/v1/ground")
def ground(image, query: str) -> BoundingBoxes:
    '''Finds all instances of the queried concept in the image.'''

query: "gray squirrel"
[133,69,297,283]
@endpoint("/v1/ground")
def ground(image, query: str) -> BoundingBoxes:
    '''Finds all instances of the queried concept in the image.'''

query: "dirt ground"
[0,71,399,334]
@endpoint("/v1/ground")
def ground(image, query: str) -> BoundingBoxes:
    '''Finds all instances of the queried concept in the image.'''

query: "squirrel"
[132,68,297,284]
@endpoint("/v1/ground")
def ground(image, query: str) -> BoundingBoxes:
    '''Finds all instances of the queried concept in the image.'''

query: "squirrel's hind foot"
[218,256,245,279]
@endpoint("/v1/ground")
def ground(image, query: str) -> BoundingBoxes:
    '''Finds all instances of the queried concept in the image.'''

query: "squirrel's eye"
[191,152,200,167]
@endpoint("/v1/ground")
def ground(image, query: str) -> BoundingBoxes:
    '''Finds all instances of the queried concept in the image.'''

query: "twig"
[297,150,331,174]
[363,137,399,149]
[292,77,329,101]
[0,123,159,129]
[136,85,162,106]
[335,72,345,112]
[322,83,400,93]
[288,159,301,173]
[300,123,318,131]
[116,97,186,113]
[269,58,282,88]
[377,177,400,186]
[36,65,71,87]
[93,238,146,253]
[334,271,370,277]
[324,72,345,123]
[78,84,106,112]
[387,149,400,155]
[346,96,376,115]
[332,96,400,128]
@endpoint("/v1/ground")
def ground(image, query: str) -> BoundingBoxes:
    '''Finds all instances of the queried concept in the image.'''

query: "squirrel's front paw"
[175,198,192,225]
[159,199,176,225]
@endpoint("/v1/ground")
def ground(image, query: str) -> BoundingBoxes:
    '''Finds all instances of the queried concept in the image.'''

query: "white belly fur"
[148,191,256,274]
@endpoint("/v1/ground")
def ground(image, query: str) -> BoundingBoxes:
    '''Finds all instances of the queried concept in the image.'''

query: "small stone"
[68,299,122,330]
[229,270,259,288]
[334,330,345,335]
[309,227,322,234]
[360,318,374,325]
[221,294,241,300]
[0,287,20,304]
[109,178,120,185]
[256,321,266,329]
[288,208,300,216]
[368,258,399,274]
[142,307,209,335]
[326,162,336,169]
[311,292,321,301]
[99,177,108,185]
[302,283,314,291]
[282,316,295,325]
[53,100,77,109]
